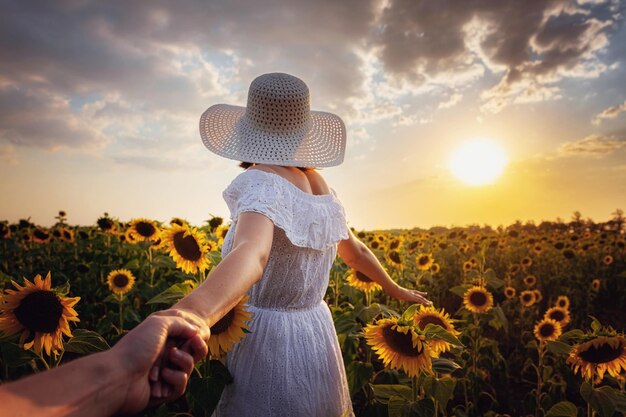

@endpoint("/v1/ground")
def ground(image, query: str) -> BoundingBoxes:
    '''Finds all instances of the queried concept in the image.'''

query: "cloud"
[556,133,626,157]
[0,143,18,165]
[370,0,622,113]
[592,100,626,125]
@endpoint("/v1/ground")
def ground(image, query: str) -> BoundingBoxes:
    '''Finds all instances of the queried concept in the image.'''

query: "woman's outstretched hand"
[110,313,209,415]
[388,284,433,306]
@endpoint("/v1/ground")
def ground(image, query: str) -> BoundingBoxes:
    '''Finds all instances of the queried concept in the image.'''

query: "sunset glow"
[449,139,508,186]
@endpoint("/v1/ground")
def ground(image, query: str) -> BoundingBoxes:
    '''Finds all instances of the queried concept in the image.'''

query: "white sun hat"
[199,72,347,168]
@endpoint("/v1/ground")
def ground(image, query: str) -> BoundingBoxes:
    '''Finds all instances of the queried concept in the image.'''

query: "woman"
[163,72,432,416]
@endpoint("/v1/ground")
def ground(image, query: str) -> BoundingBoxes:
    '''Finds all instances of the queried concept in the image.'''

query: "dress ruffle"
[222,169,350,251]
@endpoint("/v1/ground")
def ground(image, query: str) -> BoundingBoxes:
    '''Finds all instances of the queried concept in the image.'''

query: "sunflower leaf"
[401,304,421,322]
[546,340,572,356]
[423,324,463,347]
[0,342,39,367]
[449,285,470,298]
[64,329,110,354]
[372,384,413,403]
[545,400,578,417]
[431,358,462,374]
[558,329,585,344]
[147,283,192,306]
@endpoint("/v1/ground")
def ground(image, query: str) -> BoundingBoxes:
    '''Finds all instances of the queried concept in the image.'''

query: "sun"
[449,139,508,186]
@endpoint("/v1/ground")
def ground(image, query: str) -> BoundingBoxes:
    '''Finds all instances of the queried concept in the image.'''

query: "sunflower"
[602,255,613,266]
[413,305,460,355]
[532,244,543,255]
[591,278,601,292]
[430,263,440,274]
[523,274,537,287]
[346,269,382,293]
[544,306,571,327]
[161,224,212,274]
[462,261,473,273]
[364,318,433,377]
[520,257,533,269]
[520,290,536,307]
[387,236,405,251]
[555,295,570,309]
[504,286,516,299]
[128,218,160,242]
[463,286,494,314]
[124,228,139,243]
[533,289,543,303]
[386,250,403,270]
[97,216,116,233]
[567,335,626,381]
[0,272,80,356]
[106,269,136,296]
[533,318,562,343]
[59,227,75,243]
[508,264,521,275]
[31,228,51,244]
[208,296,253,356]
[416,253,434,271]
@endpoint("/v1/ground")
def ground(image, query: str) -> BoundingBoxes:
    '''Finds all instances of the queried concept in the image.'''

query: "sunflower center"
[211,308,235,335]
[418,256,429,266]
[14,290,63,334]
[173,231,202,261]
[539,323,555,338]
[469,291,487,307]
[522,294,532,302]
[113,274,129,288]
[33,230,49,240]
[549,310,565,322]
[390,240,400,250]
[355,271,373,282]
[135,222,156,237]
[382,326,423,357]
[578,340,624,364]
[389,251,401,264]
[417,315,446,331]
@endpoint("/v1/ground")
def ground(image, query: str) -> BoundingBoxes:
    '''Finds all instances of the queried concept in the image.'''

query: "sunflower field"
[1,211,625,417]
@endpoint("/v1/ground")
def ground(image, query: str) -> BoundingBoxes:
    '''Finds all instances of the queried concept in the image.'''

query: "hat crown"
[244,73,311,134]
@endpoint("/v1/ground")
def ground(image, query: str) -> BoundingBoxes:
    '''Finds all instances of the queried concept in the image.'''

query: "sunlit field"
[1,211,624,417]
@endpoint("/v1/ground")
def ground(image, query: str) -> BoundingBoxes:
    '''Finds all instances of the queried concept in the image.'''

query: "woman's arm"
[337,229,432,305]
[168,211,274,327]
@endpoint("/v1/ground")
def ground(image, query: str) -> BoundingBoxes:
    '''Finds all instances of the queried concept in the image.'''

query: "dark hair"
[238,162,317,171]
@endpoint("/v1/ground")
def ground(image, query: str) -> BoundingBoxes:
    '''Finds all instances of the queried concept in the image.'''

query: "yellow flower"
[106,269,136,296]
[504,286,516,299]
[413,305,460,355]
[161,224,213,274]
[364,318,433,377]
[386,250,403,270]
[567,335,626,381]
[463,286,494,314]
[520,290,536,307]
[523,274,537,287]
[555,295,570,309]
[533,318,562,343]
[128,218,160,242]
[544,306,571,327]
[591,279,601,292]
[208,296,253,356]
[416,253,434,271]
[0,272,80,356]
[345,269,382,293]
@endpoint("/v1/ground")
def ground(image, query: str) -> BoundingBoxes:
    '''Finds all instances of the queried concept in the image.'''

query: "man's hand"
[106,313,209,415]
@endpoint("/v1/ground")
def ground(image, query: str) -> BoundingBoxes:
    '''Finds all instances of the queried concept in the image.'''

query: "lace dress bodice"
[221,168,351,310]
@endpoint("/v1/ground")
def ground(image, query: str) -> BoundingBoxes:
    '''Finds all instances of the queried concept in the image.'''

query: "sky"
[1,0,626,231]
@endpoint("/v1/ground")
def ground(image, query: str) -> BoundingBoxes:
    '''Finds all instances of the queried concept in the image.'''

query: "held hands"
[107,313,209,415]
[388,284,433,306]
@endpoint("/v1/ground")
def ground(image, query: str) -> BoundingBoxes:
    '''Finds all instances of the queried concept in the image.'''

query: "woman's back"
[214,167,355,417]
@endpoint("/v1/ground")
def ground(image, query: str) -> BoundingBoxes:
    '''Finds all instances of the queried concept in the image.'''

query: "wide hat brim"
[199,104,346,168]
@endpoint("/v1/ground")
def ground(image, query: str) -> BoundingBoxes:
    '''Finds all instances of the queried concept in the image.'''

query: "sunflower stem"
[118,296,124,335]
[536,342,544,417]
[36,352,50,371]
[412,374,419,402]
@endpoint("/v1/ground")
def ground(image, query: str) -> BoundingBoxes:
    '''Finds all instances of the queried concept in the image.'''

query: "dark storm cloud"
[371,0,623,112]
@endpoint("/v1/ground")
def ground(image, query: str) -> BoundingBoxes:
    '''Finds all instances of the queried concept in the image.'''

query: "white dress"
[213,168,355,417]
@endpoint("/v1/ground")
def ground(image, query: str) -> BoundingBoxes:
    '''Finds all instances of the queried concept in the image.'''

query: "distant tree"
[611,209,625,232]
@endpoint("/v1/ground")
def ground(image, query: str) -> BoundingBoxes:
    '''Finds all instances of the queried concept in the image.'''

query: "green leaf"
[146,283,193,305]
[558,329,585,344]
[388,395,411,417]
[449,285,470,298]
[55,280,71,296]
[358,304,382,323]
[431,358,461,374]
[589,315,602,332]
[431,378,456,413]
[123,258,140,270]
[402,304,420,322]
[581,382,626,417]
[186,360,233,417]
[491,306,508,334]
[484,270,504,289]
[347,361,374,397]
[545,401,578,417]
[64,329,110,354]
[414,398,435,417]
[423,323,463,347]
[0,342,38,367]
[371,384,413,403]
[546,340,572,356]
